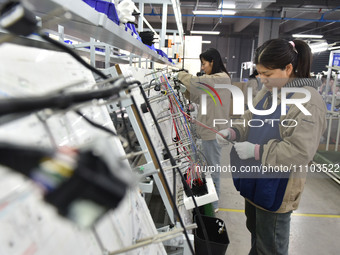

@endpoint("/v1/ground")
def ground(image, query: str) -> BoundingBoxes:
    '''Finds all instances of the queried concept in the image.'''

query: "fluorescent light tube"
[309,42,328,53]
[292,34,323,39]
[190,31,220,35]
[193,10,236,15]
[202,41,211,44]
[328,46,340,51]
[218,2,236,9]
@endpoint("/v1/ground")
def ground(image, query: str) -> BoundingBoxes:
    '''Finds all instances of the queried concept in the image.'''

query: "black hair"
[254,39,312,78]
[249,69,258,79]
[199,48,229,76]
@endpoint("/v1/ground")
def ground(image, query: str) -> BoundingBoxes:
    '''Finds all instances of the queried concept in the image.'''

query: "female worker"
[216,39,327,254]
[178,48,231,209]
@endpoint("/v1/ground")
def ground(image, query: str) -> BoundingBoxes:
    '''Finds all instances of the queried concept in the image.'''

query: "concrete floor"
[216,145,340,255]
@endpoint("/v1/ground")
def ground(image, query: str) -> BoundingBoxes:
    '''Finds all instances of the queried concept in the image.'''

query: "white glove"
[234,142,255,160]
[216,129,231,146]
[117,0,136,23]
[179,83,187,93]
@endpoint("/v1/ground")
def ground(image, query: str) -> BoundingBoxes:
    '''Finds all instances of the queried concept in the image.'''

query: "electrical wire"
[163,75,198,154]
[0,78,126,116]
[180,110,235,144]
[38,31,196,252]
[39,33,108,80]
[135,82,213,255]
[130,94,196,255]
[74,110,118,137]
[119,102,134,151]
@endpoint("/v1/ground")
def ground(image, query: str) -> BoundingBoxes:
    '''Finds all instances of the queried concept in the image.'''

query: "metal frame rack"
[0,0,205,254]
[314,49,340,185]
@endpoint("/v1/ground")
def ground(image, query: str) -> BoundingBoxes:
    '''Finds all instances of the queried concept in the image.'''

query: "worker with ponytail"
[217,39,327,255]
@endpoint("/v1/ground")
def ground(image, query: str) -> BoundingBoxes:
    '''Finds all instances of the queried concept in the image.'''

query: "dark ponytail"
[254,39,312,78]
[293,40,312,78]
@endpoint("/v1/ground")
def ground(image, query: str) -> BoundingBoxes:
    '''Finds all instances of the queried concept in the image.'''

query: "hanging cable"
[39,33,108,80]
[134,81,213,255]
[74,110,118,137]
[0,77,127,116]
[130,94,198,255]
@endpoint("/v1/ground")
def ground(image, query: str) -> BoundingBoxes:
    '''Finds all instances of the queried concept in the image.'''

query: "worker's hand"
[216,129,231,146]
[179,83,187,93]
[234,142,255,160]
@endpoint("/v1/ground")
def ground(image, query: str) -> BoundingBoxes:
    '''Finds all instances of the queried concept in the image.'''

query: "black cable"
[140,85,212,255]
[120,105,134,151]
[148,78,156,97]
[130,95,196,255]
[134,82,213,255]
[37,28,198,252]
[0,78,126,116]
[39,33,108,80]
[74,110,117,137]
[172,167,177,224]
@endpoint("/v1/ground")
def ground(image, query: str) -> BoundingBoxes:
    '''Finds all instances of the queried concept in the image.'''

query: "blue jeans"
[202,139,222,209]
[245,200,292,255]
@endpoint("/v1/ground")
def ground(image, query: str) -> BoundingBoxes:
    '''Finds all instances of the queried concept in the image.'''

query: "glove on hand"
[234,142,255,160]
[179,84,187,93]
[216,129,231,146]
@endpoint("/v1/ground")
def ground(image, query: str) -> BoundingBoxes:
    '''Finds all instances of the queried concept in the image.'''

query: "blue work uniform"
[230,92,293,211]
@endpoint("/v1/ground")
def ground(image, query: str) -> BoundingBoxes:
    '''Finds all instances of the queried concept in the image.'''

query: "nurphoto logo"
[201,85,311,116]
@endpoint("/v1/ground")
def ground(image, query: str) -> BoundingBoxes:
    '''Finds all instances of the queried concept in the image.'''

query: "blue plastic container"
[107,3,120,25]
[129,23,137,35]
[95,1,120,25]
[125,23,133,35]
[146,44,157,52]
[95,1,110,15]
[156,49,168,58]
[84,46,105,53]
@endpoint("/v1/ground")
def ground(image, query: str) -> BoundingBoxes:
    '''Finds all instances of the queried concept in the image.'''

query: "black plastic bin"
[194,215,229,255]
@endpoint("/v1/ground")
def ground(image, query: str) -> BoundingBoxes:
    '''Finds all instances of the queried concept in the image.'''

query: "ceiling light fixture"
[171,0,184,45]
[218,2,236,9]
[193,10,236,15]
[190,31,220,35]
[202,41,211,44]
[253,3,262,9]
[309,42,328,53]
[292,34,323,39]
[328,46,340,51]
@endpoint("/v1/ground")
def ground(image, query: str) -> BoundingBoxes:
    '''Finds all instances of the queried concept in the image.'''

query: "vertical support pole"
[58,25,64,42]
[258,11,280,47]
[129,53,133,66]
[336,113,340,152]
[138,1,144,32]
[182,234,194,255]
[160,3,168,48]
[240,63,244,82]
[105,44,110,69]
[250,39,255,74]
[139,57,142,68]
[172,32,176,59]
[90,37,96,67]
[326,52,334,151]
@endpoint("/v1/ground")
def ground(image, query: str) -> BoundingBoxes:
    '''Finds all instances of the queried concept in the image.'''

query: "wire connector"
[0,1,38,36]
